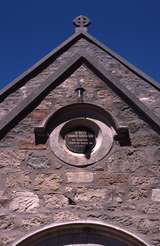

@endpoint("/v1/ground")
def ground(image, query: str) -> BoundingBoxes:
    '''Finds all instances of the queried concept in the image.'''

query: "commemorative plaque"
[65,127,96,154]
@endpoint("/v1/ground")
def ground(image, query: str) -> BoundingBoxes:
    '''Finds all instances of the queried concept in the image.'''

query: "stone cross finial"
[73,15,91,32]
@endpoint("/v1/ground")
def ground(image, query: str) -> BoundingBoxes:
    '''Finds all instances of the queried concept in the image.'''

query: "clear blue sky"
[0,0,160,89]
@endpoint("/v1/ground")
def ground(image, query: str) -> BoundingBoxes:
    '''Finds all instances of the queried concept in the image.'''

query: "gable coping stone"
[0,50,160,140]
[0,31,159,102]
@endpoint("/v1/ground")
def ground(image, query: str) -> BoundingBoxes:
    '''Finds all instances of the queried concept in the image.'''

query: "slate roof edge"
[0,51,160,140]
[0,53,84,139]
[84,32,160,90]
[0,30,159,102]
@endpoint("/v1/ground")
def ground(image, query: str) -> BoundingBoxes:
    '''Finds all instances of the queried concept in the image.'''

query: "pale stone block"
[152,189,160,202]
[67,172,93,183]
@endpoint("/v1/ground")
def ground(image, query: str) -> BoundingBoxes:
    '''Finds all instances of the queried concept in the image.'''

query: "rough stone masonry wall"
[0,65,160,246]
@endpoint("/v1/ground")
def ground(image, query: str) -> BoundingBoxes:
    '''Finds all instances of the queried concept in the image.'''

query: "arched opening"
[13,221,149,246]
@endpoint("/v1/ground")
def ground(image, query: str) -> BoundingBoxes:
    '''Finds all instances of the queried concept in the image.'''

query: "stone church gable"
[0,16,160,246]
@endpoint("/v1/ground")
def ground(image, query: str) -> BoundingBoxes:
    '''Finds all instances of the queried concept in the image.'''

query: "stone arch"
[34,103,130,146]
[35,103,118,136]
[13,220,150,246]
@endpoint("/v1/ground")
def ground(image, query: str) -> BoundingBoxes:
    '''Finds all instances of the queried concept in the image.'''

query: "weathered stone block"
[34,174,61,193]
[6,172,31,189]
[9,191,40,212]
[0,213,14,230]
[113,215,133,226]
[53,211,79,222]
[0,191,9,206]
[137,218,150,234]
[0,150,26,168]
[75,188,106,202]
[44,194,68,208]
[17,215,48,231]
[95,172,128,186]
[130,176,159,188]
[26,153,49,169]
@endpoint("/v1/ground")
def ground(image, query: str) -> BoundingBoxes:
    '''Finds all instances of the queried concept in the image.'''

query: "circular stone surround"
[49,118,114,166]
